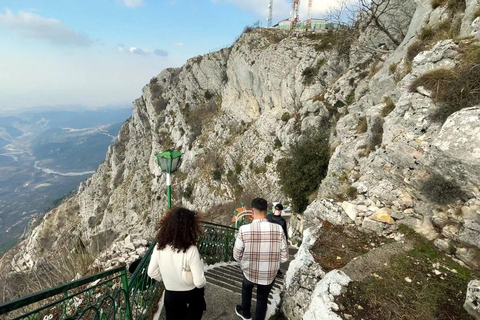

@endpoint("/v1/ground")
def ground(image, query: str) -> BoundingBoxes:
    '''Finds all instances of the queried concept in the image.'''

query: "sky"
[0,0,344,111]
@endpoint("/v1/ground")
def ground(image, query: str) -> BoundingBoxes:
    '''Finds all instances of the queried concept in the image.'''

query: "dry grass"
[0,246,95,304]
[381,97,396,117]
[355,118,368,134]
[431,0,466,13]
[406,19,462,64]
[409,42,480,122]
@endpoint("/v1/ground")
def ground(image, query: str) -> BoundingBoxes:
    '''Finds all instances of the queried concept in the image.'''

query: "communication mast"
[306,0,313,30]
[267,0,273,27]
[290,0,300,29]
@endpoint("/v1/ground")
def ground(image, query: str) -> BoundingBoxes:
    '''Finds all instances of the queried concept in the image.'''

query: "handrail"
[201,220,238,231]
[0,265,125,316]
[2,221,238,319]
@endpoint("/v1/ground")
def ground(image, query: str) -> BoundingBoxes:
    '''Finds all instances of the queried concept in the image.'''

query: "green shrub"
[204,90,214,100]
[264,155,273,163]
[183,184,194,199]
[420,173,468,205]
[302,67,318,85]
[274,138,282,149]
[345,93,355,105]
[212,169,222,181]
[346,186,358,200]
[277,129,331,213]
[254,165,267,175]
[281,112,291,122]
[235,162,243,175]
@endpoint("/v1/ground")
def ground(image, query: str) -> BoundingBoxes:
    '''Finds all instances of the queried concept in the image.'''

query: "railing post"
[121,267,132,320]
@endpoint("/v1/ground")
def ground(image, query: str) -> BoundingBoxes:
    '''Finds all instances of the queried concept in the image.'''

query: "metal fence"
[0,221,238,320]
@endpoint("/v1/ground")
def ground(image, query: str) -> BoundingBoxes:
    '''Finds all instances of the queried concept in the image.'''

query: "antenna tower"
[267,0,273,27]
[290,0,300,29]
[306,0,312,30]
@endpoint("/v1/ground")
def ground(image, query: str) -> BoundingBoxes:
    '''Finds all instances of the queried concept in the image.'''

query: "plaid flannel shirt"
[233,219,289,285]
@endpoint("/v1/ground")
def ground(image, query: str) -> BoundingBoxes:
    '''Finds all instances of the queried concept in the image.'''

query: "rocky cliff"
[2,0,480,308]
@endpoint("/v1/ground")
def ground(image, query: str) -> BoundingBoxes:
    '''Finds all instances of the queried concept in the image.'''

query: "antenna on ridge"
[290,0,300,29]
[306,0,312,30]
[267,0,273,27]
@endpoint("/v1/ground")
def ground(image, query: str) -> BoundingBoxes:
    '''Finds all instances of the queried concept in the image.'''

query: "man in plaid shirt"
[233,198,289,320]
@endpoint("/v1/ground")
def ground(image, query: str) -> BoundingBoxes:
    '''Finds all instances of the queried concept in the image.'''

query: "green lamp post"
[156,150,183,208]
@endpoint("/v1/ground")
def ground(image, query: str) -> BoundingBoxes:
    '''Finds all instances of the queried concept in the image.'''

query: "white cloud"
[173,42,184,46]
[0,9,92,46]
[118,45,168,57]
[129,47,147,55]
[124,0,144,8]
[212,0,347,23]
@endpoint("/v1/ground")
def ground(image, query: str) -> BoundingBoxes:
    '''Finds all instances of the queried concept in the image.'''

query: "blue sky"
[0,0,340,111]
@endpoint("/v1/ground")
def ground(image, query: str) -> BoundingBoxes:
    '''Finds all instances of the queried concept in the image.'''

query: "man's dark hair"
[156,207,202,252]
[251,198,268,211]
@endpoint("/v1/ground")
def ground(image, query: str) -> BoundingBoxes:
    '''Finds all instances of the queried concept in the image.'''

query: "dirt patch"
[335,226,480,320]
[309,221,393,272]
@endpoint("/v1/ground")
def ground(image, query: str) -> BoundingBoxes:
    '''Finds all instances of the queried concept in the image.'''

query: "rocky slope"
[1,1,479,314]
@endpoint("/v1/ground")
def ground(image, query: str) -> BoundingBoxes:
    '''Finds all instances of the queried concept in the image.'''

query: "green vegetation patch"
[410,41,480,122]
[337,225,479,320]
[277,129,330,213]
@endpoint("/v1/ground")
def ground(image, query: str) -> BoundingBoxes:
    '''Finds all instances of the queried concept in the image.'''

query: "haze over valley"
[0,107,131,256]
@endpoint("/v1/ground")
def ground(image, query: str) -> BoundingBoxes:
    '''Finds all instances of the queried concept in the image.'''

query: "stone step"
[206,275,275,304]
[219,264,285,281]
[220,264,286,282]
[206,268,284,291]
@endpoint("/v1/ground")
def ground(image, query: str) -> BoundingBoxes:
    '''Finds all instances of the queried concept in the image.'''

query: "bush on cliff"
[277,129,330,213]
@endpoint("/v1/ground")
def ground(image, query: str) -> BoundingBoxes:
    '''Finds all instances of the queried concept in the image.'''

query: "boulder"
[342,202,358,221]
[362,217,385,234]
[303,270,351,320]
[370,208,395,224]
[464,280,480,320]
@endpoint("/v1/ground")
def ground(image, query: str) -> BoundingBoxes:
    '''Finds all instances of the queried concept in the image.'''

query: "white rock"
[464,280,480,320]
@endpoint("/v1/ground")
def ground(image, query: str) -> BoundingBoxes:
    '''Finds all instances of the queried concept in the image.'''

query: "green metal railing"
[0,221,238,320]
[0,265,129,320]
[198,221,237,264]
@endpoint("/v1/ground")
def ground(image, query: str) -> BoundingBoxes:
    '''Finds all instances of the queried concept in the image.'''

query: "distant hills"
[0,107,131,256]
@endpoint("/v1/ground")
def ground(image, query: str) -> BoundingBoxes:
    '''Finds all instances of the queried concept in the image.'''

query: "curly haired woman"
[148,207,207,320]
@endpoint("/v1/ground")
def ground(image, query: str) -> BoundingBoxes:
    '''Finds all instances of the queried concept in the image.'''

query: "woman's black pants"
[164,287,206,320]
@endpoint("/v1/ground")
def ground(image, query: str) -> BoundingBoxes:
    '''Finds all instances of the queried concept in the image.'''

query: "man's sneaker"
[235,305,252,320]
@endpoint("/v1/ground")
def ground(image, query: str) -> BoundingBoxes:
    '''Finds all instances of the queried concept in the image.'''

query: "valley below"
[0,108,131,256]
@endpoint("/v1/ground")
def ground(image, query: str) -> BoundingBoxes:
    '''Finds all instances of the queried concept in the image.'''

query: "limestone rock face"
[283,227,325,319]
[303,270,351,320]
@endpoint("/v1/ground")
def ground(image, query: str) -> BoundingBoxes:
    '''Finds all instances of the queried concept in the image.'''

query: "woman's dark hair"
[156,207,202,252]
